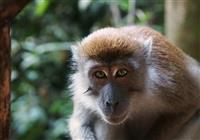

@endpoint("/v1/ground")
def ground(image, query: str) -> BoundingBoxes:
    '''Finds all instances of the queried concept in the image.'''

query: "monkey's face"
[87,58,145,125]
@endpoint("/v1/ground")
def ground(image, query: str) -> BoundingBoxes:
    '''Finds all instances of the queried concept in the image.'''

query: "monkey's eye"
[115,69,128,78]
[93,71,107,79]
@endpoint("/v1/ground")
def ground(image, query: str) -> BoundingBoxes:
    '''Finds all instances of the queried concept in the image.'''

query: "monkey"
[68,26,200,140]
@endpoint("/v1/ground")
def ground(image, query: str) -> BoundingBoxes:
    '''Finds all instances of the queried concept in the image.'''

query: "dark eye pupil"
[95,71,106,79]
[116,69,127,77]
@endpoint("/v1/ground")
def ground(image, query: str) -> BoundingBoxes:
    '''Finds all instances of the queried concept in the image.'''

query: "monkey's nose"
[106,100,119,111]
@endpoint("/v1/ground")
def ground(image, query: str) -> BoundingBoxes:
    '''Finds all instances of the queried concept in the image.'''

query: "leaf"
[34,0,50,17]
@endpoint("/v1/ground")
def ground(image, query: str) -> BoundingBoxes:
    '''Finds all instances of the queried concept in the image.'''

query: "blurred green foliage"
[11,0,164,140]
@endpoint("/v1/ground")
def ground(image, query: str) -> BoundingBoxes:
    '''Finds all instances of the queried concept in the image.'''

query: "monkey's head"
[71,27,155,125]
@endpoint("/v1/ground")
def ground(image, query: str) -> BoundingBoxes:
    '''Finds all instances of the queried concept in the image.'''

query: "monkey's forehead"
[78,27,142,60]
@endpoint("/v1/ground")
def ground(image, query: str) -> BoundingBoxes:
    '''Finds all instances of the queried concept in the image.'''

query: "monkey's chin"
[103,112,128,125]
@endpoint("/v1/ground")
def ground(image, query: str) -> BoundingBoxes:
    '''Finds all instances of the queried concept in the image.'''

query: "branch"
[0,0,32,27]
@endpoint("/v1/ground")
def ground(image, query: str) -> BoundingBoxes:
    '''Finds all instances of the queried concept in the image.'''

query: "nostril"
[113,102,119,110]
[114,102,119,107]
[106,101,111,107]
[106,101,119,108]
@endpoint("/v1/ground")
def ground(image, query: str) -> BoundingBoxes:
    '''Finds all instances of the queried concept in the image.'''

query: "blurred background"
[11,0,200,140]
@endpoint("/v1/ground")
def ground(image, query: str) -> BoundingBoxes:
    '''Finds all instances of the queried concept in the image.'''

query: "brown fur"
[78,27,141,59]
[79,26,184,62]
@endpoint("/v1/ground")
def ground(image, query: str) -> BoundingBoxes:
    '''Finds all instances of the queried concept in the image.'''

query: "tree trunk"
[165,0,200,61]
[0,0,31,139]
[0,24,11,140]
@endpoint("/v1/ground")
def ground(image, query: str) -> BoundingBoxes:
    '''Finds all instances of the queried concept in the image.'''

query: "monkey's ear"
[143,37,153,57]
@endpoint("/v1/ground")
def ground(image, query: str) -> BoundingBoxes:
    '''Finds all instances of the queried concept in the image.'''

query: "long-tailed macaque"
[69,26,200,140]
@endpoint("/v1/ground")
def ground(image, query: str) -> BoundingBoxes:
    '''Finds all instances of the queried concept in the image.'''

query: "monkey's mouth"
[104,111,128,125]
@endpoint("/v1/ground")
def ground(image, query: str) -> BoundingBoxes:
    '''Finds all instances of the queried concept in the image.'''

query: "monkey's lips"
[104,111,128,125]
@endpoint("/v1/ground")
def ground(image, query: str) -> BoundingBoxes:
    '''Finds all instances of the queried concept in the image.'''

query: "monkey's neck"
[124,113,157,140]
